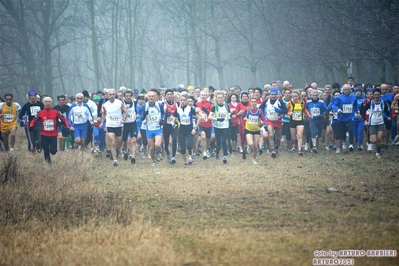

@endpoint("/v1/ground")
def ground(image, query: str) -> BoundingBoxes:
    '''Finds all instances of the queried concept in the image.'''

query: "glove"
[159,120,164,126]
[274,107,282,113]
[19,121,25,127]
[231,110,236,115]
[144,110,149,117]
[201,107,209,113]
[217,118,225,122]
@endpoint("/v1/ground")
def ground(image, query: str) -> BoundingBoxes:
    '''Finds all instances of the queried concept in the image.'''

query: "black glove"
[231,110,236,115]
[217,118,225,122]
[144,110,149,117]
[202,107,209,113]
[159,119,164,126]
[19,121,25,127]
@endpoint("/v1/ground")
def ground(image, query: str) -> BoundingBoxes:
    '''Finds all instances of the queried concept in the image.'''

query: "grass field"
[0,131,398,265]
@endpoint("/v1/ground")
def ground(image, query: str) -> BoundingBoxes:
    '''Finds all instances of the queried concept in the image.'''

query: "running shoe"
[251,159,258,165]
[375,153,381,159]
[342,142,347,150]
[357,146,363,151]
[258,147,264,155]
[130,156,136,164]
[184,163,189,168]
[166,154,171,162]
[113,160,118,166]
[223,156,227,164]
[349,144,354,151]
[35,141,42,153]
[312,147,318,154]
[188,157,193,165]
[203,153,210,160]
[304,143,309,151]
[335,148,341,154]
[124,152,128,160]
[271,149,276,158]
[324,145,330,151]
[367,143,373,151]
[298,151,304,156]
[170,157,176,164]
[246,145,252,154]
[155,152,162,162]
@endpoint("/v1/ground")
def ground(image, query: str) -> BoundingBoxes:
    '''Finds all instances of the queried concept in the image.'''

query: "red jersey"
[229,102,239,126]
[196,101,213,128]
[236,101,250,127]
[164,100,178,125]
[30,107,69,137]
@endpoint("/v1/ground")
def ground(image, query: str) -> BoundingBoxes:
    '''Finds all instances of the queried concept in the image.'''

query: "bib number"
[292,111,302,121]
[248,115,258,125]
[342,104,352,114]
[4,114,13,122]
[43,119,54,131]
[311,107,320,117]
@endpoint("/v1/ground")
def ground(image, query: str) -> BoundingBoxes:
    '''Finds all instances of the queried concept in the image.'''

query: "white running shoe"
[246,145,253,154]
[367,143,373,151]
[252,159,258,165]
[335,148,340,154]
[349,144,354,151]
[324,145,330,151]
[342,142,347,150]
[304,143,309,151]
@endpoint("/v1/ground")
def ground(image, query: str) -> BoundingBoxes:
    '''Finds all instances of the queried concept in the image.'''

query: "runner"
[360,89,391,158]
[68,92,94,152]
[286,91,311,156]
[227,93,239,155]
[195,90,213,160]
[352,88,366,151]
[19,91,44,153]
[163,89,179,164]
[29,97,69,163]
[173,94,201,167]
[0,93,21,152]
[306,90,328,154]
[140,90,164,166]
[241,97,267,164]
[209,92,230,164]
[99,89,127,166]
[236,92,250,159]
[122,90,138,164]
[53,94,70,152]
[259,88,288,158]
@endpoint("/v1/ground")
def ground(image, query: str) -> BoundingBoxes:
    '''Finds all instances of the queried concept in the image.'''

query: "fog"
[1,0,399,99]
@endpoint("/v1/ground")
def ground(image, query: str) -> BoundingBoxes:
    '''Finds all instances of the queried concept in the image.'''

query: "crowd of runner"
[1,77,398,166]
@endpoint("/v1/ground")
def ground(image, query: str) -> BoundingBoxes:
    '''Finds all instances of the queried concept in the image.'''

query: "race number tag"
[342,104,352,113]
[268,110,278,119]
[4,114,13,122]
[110,116,119,122]
[30,106,41,117]
[292,111,302,121]
[181,117,190,125]
[311,107,320,116]
[43,119,54,131]
[167,116,174,124]
[248,115,258,125]
[148,115,158,122]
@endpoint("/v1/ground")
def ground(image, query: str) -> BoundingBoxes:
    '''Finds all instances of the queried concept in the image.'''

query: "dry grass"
[0,131,398,265]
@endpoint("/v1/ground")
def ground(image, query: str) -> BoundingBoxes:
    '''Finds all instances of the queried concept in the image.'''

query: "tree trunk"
[89,0,100,91]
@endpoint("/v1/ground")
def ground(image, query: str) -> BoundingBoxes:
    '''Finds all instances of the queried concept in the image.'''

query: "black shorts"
[245,129,260,136]
[199,126,212,139]
[107,127,122,137]
[384,119,392,130]
[289,120,305,128]
[282,122,291,140]
[122,122,137,141]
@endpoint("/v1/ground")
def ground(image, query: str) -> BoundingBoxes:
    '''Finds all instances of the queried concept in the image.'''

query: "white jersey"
[369,101,384,126]
[102,99,124,128]
[85,99,98,120]
[68,103,93,125]
[124,100,136,123]
[265,99,281,121]
[212,104,229,129]
[145,102,162,131]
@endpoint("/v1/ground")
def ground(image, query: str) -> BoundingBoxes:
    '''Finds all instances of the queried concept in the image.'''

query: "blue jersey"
[331,93,356,122]
[306,100,328,120]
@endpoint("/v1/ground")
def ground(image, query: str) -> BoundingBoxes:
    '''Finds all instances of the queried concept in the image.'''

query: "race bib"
[181,117,190,125]
[218,112,227,118]
[373,110,382,118]
[292,111,302,121]
[109,115,119,122]
[342,104,352,114]
[311,107,320,117]
[148,115,158,122]
[268,110,278,120]
[43,119,54,131]
[167,116,174,124]
[248,115,258,125]
[4,114,14,122]
[30,106,41,117]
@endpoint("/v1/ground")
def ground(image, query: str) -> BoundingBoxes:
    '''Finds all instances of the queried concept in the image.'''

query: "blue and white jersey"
[68,102,93,125]
[141,102,164,131]
[306,100,328,120]
[175,105,196,127]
